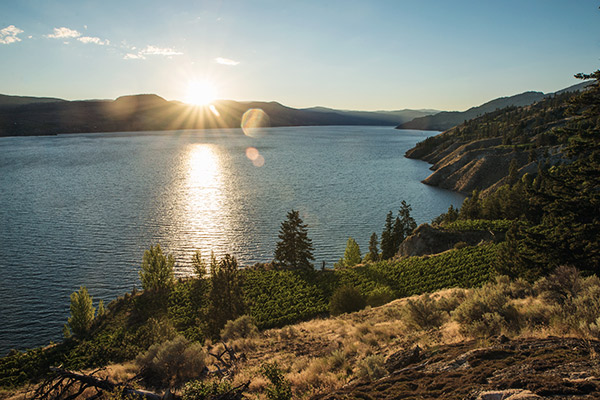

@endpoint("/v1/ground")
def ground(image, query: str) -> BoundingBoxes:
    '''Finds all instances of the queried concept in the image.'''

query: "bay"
[0,126,464,353]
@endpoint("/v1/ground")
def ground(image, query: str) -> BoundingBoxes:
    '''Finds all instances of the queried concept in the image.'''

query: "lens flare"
[241,108,270,137]
[245,146,265,167]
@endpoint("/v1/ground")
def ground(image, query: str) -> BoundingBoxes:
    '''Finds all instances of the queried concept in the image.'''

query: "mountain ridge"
[397,81,592,131]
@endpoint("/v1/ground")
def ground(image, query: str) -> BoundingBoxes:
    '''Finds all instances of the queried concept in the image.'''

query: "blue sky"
[0,0,598,111]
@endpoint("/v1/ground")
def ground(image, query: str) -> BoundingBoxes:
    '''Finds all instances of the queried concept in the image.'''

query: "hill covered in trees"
[397,81,591,131]
[0,94,435,137]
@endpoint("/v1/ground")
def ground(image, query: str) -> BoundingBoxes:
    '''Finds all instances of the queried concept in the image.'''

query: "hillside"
[403,84,592,194]
[0,95,414,137]
[396,81,591,131]
[302,107,439,126]
[5,268,599,400]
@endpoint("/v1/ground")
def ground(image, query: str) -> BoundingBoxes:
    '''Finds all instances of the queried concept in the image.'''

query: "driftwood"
[33,367,165,400]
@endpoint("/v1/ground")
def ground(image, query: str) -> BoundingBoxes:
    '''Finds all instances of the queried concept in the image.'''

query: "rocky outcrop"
[397,224,503,258]
[313,337,600,400]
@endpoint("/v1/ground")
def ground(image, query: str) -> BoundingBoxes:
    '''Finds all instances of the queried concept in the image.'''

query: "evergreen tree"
[139,244,175,292]
[380,211,395,259]
[337,237,361,268]
[274,210,315,272]
[398,200,417,239]
[208,254,245,336]
[68,286,96,337]
[459,190,481,219]
[368,232,379,262]
[191,250,206,278]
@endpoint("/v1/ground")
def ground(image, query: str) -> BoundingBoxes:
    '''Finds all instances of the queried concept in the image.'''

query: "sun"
[185,80,218,106]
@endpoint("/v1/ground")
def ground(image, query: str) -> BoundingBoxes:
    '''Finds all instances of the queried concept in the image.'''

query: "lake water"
[0,126,464,354]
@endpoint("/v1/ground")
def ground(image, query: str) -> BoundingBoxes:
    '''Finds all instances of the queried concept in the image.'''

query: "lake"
[0,126,464,353]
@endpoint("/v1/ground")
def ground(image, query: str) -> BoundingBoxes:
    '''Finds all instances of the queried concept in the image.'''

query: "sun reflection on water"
[176,143,227,275]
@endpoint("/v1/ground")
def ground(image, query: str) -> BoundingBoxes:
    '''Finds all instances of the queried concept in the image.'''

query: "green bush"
[452,284,519,337]
[220,315,259,341]
[182,379,233,400]
[356,355,387,381]
[366,286,396,307]
[261,362,292,400]
[402,295,447,330]
[329,286,366,316]
[136,335,206,388]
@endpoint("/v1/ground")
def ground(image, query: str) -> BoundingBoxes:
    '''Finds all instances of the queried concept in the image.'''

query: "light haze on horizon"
[0,0,598,111]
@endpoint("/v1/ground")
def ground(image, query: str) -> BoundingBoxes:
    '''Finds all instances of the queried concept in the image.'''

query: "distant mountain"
[0,94,66,107]
[0,94,421,137]
[302,107,439,125]
[396,81,593,131]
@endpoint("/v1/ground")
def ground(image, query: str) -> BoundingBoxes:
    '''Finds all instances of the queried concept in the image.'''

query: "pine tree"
[368,232,379,262]
[68,286,96,337]
[208,254,245,336]
[274,210,315,272]
[337,237,361,268]
[139,244,175,292]
[380,211,395,259]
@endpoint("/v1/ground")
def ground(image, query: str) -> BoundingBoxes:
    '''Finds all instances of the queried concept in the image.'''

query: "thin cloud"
[215,57,240,66]
[47,27,81,39]
[78,36,109,45]
[141,45,183,56]
[124,53,145,60]
[0,25,24,44]
[123,45,183,60]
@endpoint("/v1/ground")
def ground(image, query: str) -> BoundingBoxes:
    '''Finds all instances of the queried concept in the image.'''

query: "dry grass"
[89,271,600,399]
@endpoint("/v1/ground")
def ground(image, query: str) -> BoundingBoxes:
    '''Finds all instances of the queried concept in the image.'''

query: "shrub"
[402,295,447,330]
[356,355,387,381]
[220,315,259,341]
[182,379,233,400]
[136,335,206,388]
[135,317,177,349]
[68,286,96,337]
[366,286,395,307]
[534,265,582,305]
[454,241,468,250]
[139,244,175,292]
[261,362,292,400]
[329,286,366,316]
[452,284,519,337]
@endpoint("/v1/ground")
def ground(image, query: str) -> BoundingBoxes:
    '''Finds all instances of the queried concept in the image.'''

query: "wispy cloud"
[215,57,239,66]
[123,45,183,60]
[78,36,109,45]
[47,27,81,39]
[124,53,145,60]
[0,25,24,44]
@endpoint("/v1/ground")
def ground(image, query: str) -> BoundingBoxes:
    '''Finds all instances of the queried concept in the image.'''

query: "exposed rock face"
[397,224,503,258]
[313,337,600,400]
[412,138,532,194]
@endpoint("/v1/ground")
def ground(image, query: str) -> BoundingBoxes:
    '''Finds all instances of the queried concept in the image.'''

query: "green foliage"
[136,335,206,389]
[380,211,395,260]
[452,282,520,337]
[329,285,366,316]
[97,299,106,318]
[443,219,515,232]
[242,269,328,328]
[336,237,361,268]
[366,285,395,307]
[261,362,292,400]
[168,279,208,341]
[381,202,416,260]
[139,244,175,292]
[368,232,379,262]
[191,250,207,278]
[274,210,315,272]
[356,355,387,381]
[182,379,233,400]
[402,295,447,331]
[220,315,259,341]
[68,286,96,337]
[208,254,245,337]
